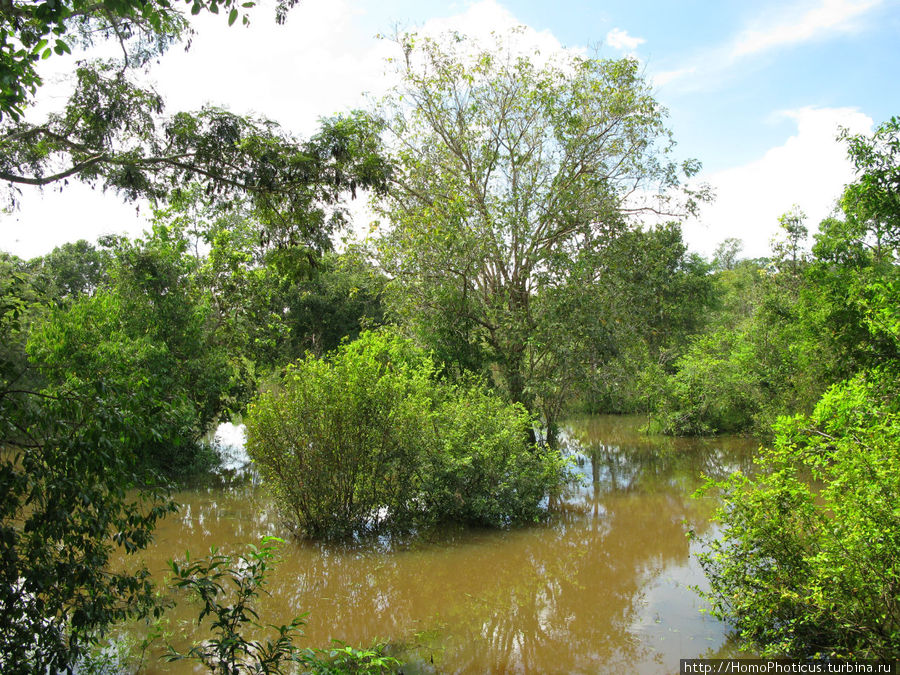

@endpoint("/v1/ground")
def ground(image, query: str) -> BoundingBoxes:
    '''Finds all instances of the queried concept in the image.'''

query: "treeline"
[1,205,385,474]
[583,204,897,436]
[574,128,899,441]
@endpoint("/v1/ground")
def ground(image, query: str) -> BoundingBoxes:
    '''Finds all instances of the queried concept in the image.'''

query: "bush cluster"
[695,367,900,658]
[246,330,567,538]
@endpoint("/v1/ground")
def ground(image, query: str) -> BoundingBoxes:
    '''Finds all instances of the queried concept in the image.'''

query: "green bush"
[423,380,566,527]
[654,327,762,435]
[694,367,900,658]
[245,330,566,538]
[246,331,433,537]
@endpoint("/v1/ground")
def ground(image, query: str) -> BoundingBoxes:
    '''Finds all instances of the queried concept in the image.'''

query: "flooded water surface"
[139,415,757,674]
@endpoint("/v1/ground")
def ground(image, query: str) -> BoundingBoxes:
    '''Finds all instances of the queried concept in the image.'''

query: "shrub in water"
[694,367,900,658]
[422,379,567,527]
[246,330,566,538]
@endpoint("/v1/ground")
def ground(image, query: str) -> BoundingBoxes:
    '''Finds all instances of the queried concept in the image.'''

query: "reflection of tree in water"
[562,415,757,491]
[144,415,758,674]
[265,417,757,673]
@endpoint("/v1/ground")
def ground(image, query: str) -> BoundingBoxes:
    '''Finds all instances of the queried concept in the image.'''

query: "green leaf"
[228,8,238,25]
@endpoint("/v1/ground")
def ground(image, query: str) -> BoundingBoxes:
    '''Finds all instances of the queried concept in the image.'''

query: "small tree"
[166,538,307,675]
[712,237,744,271]
[167,537,402,674]
[771,206,809,273]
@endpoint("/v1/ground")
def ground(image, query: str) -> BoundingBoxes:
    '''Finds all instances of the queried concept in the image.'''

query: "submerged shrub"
[694,368,900,658]
[246,330,566,538]
[422,380,568,527]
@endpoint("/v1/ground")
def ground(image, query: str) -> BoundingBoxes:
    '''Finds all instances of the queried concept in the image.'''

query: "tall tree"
[376,31,705,428]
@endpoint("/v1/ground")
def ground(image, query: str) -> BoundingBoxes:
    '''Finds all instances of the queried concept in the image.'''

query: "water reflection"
[141,415,757,674]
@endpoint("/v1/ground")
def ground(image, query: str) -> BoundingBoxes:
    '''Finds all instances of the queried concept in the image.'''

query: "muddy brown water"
[134,415,758,674]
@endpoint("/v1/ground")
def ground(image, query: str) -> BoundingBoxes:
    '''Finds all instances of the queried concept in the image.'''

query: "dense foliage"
[696,368,900,658]
[0,0,393,663]
[0,275,176,671]
[652,120,900,436]
[0,395,176,673]
[246,330,567,538]
[27,225,242,475]
[573,223,714,415]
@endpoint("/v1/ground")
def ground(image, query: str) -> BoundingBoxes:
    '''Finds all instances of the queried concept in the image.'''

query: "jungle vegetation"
[0,1,898,668]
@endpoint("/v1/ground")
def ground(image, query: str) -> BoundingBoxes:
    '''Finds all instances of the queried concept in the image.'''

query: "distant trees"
[654,119,900,437]
[651,249,824,436]
[376,31,706,433]
[712,237,743,271]
[574,223,714,414]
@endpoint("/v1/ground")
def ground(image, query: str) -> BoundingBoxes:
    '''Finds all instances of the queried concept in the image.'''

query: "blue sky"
[2,0,897,258]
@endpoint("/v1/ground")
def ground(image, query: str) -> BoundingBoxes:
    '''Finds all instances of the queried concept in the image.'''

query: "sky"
[2,0,898,259]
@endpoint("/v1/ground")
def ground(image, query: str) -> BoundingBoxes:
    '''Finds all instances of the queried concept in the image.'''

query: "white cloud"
[0,185,149,260]
[606,27,645,52]
[654,0,883,90]
[651,66,696,88]
[731,0,882,58]
[151,0,387,137]
[414,0,574,66]
[681,107,873,259]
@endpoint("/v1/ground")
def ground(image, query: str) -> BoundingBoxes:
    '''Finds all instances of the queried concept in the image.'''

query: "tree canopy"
[376,31,706,429]
[1,0,299,120]
[1,0,390,251]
